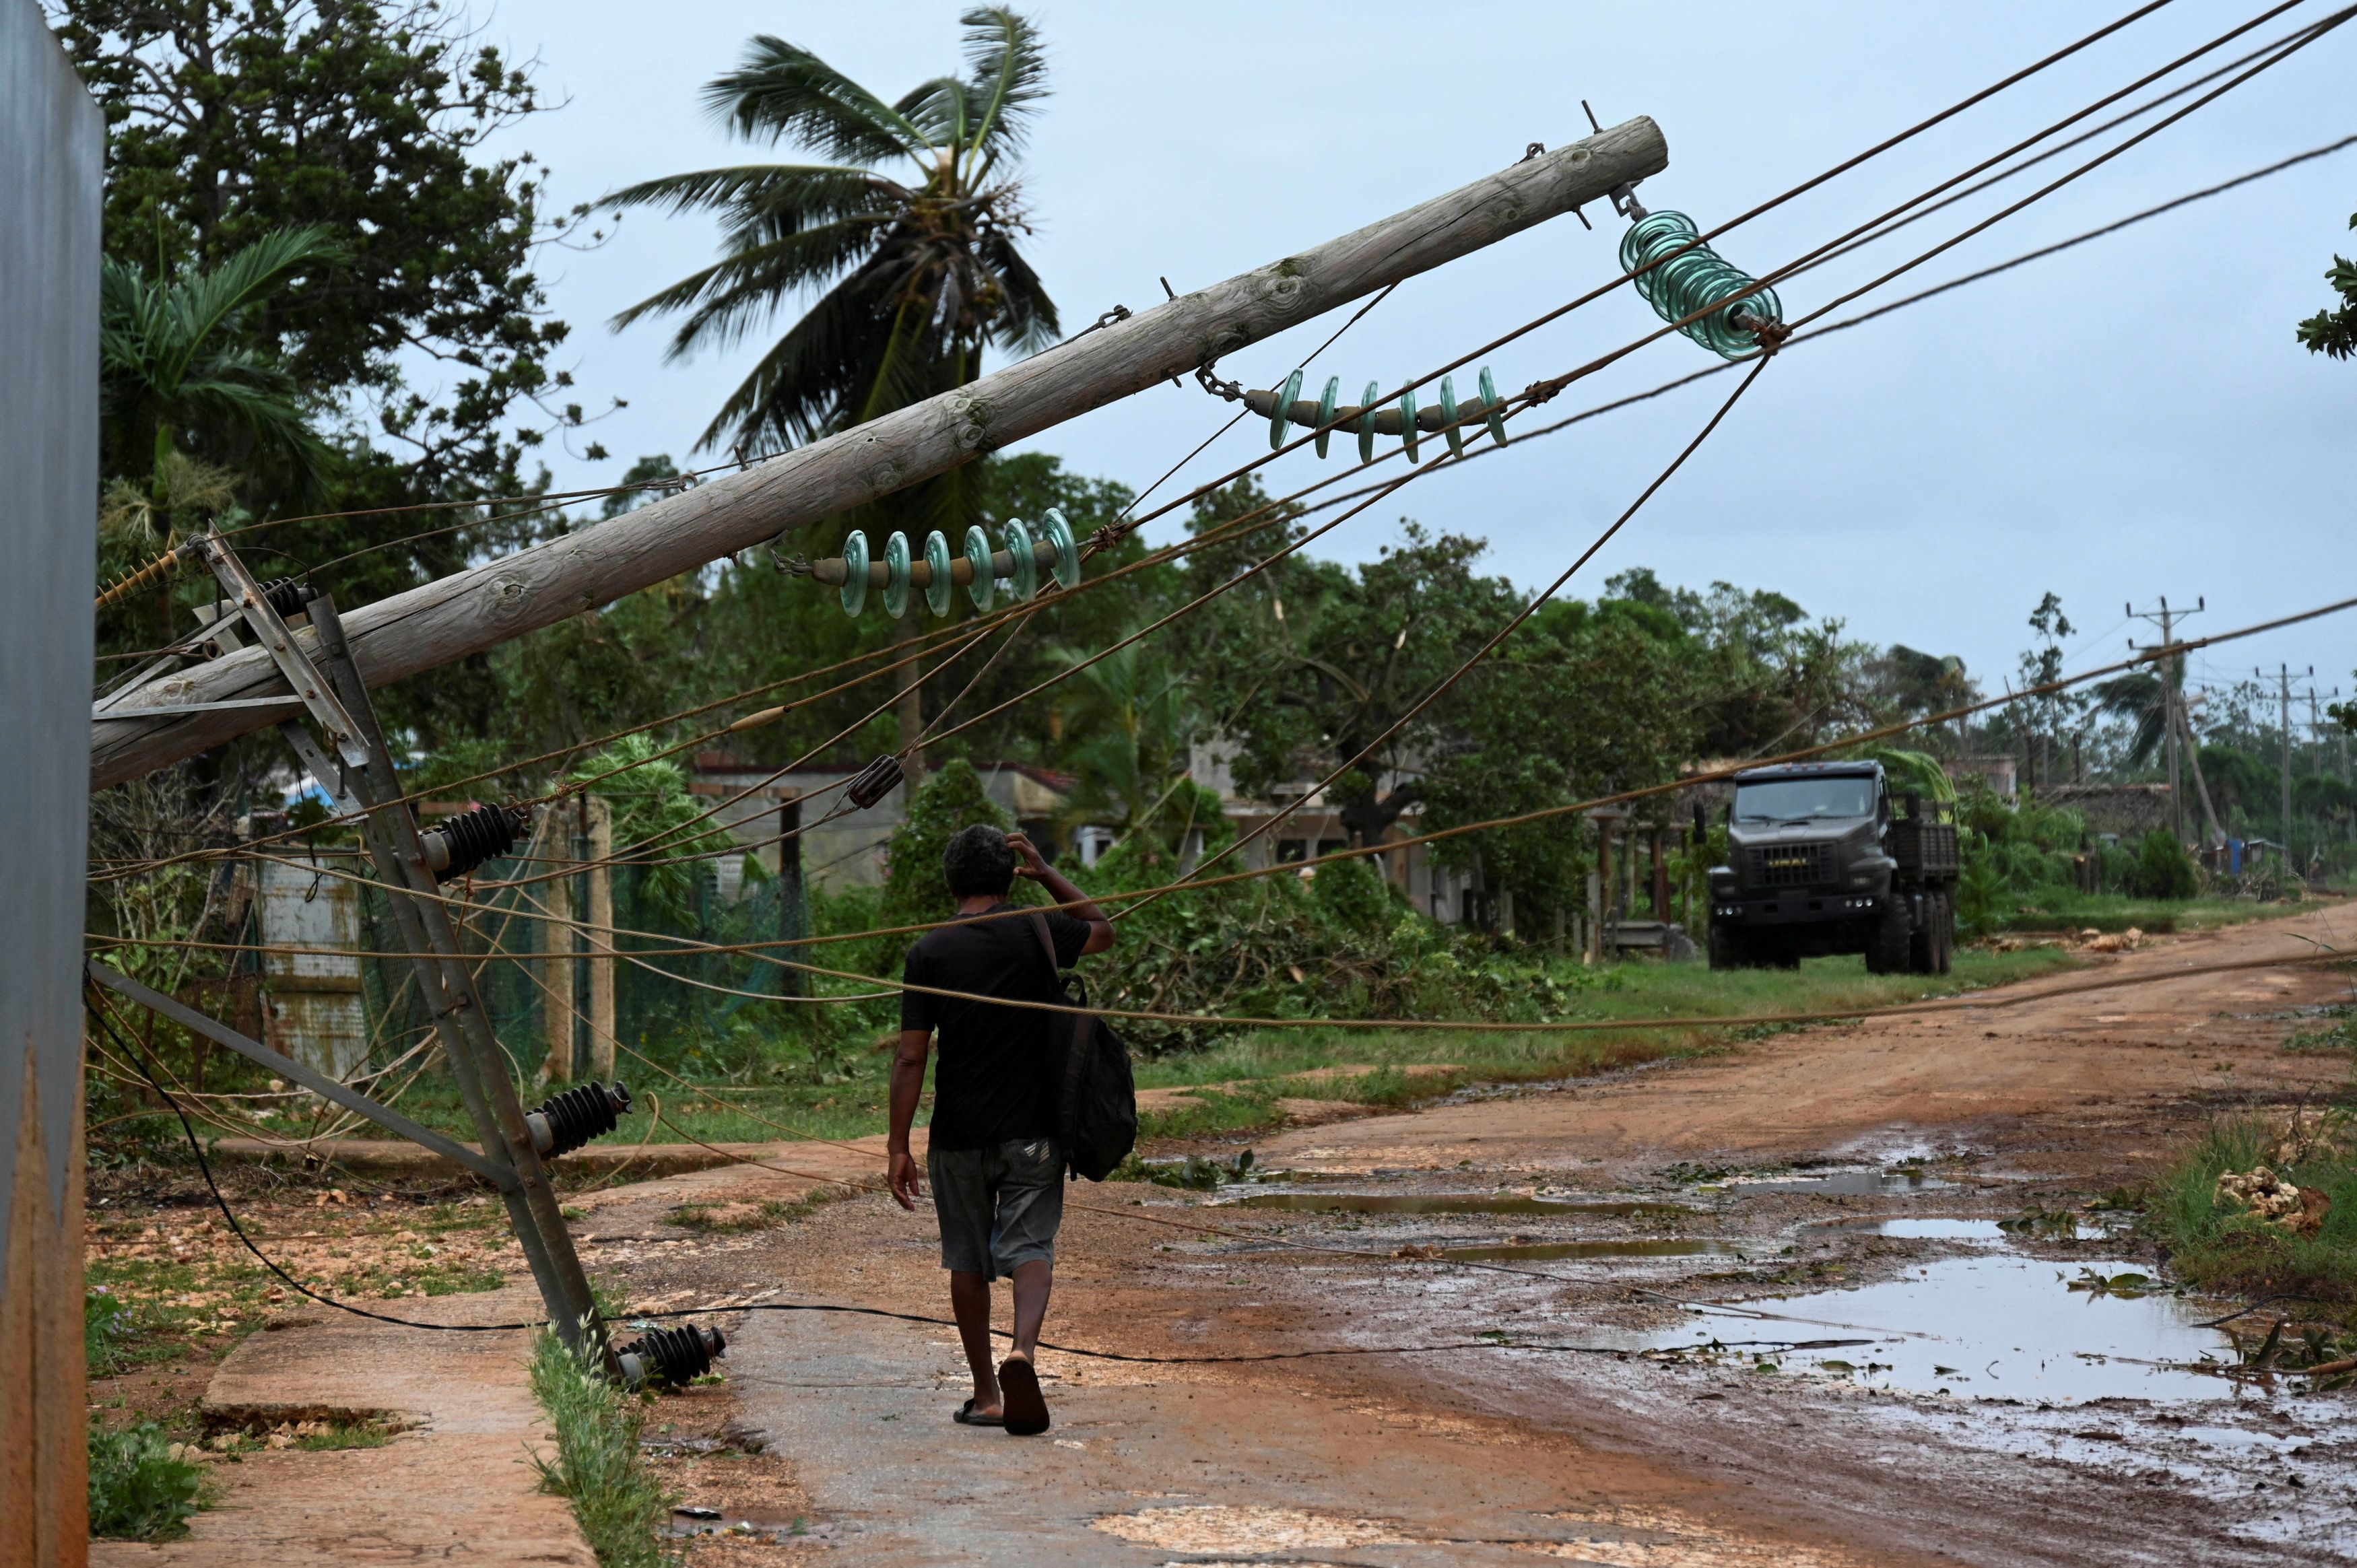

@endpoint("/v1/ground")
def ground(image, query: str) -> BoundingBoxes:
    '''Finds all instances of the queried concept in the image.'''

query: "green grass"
[528,1329,677,1568]
[2145,1116,2357,1308]
[84,1256,271,1375]
[1993,891,2331,934]
[293,1419,396,1452]
[271,945,2086,1161]
[88,1421,207,1540]
[670,1196,808,1233]
[1127,944,2076,1102]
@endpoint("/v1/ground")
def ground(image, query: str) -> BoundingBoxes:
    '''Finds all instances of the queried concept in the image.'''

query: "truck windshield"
[1733,777,1874,823]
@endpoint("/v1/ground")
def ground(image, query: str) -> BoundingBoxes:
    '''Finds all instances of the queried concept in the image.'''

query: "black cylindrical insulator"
[257,577,314,620]
[525,1081,633,1159]
[846,753,905,809]
[617,1324,727,1387]
[426,802,529,882]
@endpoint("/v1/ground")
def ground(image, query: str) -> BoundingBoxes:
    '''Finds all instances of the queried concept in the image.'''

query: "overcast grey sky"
[468,0,2353,712]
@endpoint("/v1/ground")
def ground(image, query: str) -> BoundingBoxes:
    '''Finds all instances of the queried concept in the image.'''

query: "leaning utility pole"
[2129,596,2202,844]
[90,118,1669,789]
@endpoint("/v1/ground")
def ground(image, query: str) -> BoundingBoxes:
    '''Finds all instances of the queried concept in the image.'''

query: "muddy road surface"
[605,910,2354,1567]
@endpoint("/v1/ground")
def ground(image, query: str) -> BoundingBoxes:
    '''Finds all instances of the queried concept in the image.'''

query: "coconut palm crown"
[605,8,1060,456]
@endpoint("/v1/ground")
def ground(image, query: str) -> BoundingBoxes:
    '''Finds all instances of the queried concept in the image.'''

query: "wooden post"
[1,11,100,1553]
[91,118,1671,788]
[1651,825,1671,922]
[1592,813,1612,961]
[585,795,615,1080]
[541,800,578,1085]
[778,791,809,999]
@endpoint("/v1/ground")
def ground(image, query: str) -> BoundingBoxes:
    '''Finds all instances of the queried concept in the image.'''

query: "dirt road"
[583,910,2357,1567]
[1256,906,2356,1183]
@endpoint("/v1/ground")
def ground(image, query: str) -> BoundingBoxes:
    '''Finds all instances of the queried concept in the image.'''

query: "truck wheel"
[1708,922,1741,971]
[1865,897,1913,975]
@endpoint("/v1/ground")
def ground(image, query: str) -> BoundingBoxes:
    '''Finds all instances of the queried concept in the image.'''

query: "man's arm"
[886,1029,931,1210]
[1007,831,1114,954]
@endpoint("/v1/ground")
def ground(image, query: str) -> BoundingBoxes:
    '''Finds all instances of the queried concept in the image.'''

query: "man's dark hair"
[943,823,1017,899]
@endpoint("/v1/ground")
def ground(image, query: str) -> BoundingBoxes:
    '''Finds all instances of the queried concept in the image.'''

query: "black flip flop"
[953,1398,1003,1427]
[997,1356,1050,1437]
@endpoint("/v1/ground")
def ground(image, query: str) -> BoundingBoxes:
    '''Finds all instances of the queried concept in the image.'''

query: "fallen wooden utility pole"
[91,117,1667,789]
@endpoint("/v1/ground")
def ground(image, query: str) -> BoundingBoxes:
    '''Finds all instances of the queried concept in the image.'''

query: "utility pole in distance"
[2305,683,2345,784]
[2128,596,2203,844]
[2262,662,2313,871]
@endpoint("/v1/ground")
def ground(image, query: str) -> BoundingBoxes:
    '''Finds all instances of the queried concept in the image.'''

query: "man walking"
[888,823,1113,1436]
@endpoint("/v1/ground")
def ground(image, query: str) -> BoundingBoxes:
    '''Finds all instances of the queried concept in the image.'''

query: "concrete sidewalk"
[90,1285,589,1567]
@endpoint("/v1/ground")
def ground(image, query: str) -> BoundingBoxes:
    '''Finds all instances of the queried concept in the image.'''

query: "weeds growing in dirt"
[88,1420,206,1540]
[2146,1115,2357,1307]
[528,1327,676,1568]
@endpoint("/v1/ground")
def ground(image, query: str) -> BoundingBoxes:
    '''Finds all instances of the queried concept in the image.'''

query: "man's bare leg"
[1004,1259,1053,1363]
[948,1270,1001,1415]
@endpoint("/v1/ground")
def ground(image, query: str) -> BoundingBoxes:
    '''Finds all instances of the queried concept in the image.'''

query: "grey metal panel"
[0,0,102,1252]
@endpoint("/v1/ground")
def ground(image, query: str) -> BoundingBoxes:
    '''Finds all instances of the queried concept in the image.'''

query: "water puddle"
[1222,1192,1688,1218]
[1449,1238,1744,1262]
[1721,1167,1951,1196]
[1806,1217,2015,1240]
[1649,1252,2237,1400]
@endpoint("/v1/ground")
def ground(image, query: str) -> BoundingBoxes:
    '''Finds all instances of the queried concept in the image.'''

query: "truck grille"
[1748,843,1832,889]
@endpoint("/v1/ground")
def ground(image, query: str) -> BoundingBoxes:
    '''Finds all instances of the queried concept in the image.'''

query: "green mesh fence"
[354,852,817,1087]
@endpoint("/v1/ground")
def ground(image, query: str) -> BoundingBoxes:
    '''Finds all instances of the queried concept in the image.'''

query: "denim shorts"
[927,1136,1064,1281]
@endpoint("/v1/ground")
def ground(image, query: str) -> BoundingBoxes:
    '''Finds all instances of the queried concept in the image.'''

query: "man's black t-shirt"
[902,903,1092,1151]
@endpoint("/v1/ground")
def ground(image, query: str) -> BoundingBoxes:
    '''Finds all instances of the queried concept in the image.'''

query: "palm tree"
[99,225,344,642]
[2090,671,2170,767]
[100,225,345,514]
[605,8,1061,458]
[1048,644,1197,848]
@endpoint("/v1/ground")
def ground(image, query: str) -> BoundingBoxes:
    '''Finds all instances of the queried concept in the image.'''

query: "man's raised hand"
[1007,831,1051,881]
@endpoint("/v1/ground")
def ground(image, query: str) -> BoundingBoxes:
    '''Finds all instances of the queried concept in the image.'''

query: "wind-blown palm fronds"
[606,8,1059,455]
[100,226,345,502]
[2090,671,2170,766]
[1049,644,1197,842]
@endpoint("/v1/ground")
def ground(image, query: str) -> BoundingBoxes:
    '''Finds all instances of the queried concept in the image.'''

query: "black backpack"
[1027,913,1136,1181]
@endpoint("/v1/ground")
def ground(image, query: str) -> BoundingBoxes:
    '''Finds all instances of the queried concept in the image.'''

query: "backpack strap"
[1025,910,1061,981]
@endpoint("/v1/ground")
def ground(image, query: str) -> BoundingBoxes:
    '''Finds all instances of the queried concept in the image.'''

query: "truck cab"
[1706,761,1956,975]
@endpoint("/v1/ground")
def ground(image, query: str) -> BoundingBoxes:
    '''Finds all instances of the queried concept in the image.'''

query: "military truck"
[1705,761,1958,975]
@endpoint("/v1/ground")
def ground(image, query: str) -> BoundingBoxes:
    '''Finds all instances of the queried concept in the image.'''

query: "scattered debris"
[2214,1166,2329,1235]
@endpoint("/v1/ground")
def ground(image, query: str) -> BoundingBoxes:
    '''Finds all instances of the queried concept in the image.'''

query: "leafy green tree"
[2013,591,2088,786]
[1182,517,1523,846]
[1606,568,1873,755]
[605,7,1059,455]
[2296,209,2357,360]
[55,0,597,495]
[880,758,1011,936]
